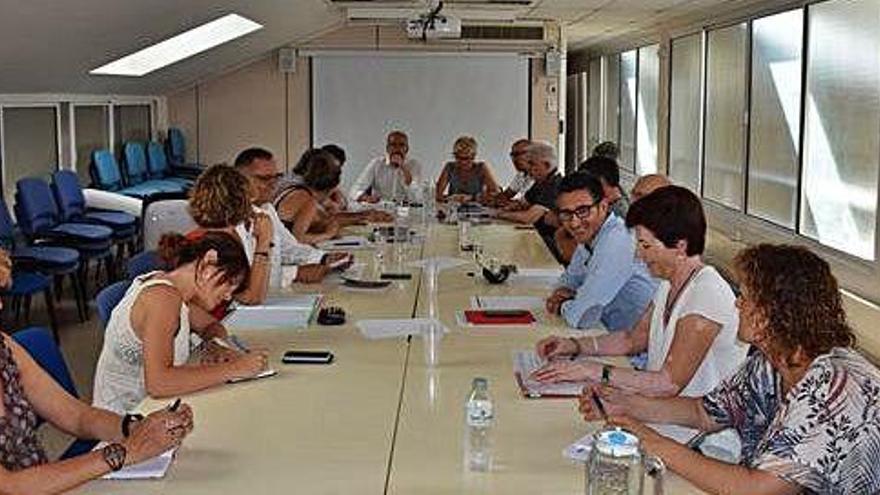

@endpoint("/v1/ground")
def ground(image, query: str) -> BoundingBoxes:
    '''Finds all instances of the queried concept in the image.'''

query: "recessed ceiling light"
[90,13,262,77]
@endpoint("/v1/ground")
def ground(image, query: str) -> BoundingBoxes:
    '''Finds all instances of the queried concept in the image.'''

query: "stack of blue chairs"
[52,170,138,262]
[91,148,177,199]
[146,141,194,189]
[0,199,83,330]
[15,178,115,305]
[123,142,188,194]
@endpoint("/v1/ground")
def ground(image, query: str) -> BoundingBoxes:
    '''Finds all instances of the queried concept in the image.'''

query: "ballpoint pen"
[591,390,608,421]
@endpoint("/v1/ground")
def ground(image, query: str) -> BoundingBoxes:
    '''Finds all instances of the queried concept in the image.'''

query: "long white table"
[85,222,703,494]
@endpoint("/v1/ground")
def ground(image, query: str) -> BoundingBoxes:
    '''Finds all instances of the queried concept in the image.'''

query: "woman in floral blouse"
[579,244,880,494]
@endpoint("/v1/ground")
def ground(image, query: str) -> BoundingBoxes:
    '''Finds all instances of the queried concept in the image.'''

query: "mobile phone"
[380,272,412,280]
[282,350,334,364]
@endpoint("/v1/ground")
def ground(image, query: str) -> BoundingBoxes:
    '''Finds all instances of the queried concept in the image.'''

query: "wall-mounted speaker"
[278,48,297,73]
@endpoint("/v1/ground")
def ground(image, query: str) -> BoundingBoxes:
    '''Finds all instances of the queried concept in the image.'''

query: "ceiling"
[0,0,786,95]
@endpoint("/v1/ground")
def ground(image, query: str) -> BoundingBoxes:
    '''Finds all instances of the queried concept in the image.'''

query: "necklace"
[663,263,703,327]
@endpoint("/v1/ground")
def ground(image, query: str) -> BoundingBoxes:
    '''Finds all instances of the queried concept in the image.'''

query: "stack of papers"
[223,295,322,330]
[512,350,588,398]
[318,235,371,250]
[508,268,563,288]
[471,296,544,310]
[99,447,176,479]
[357,318,447,340]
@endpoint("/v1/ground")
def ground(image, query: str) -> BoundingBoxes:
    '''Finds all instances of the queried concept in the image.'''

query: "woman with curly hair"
[579,244,880,494]
[187,164,272,306]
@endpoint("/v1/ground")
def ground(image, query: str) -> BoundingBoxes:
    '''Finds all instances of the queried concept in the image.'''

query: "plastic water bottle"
[394,205,410,265]
[464,377,494,472]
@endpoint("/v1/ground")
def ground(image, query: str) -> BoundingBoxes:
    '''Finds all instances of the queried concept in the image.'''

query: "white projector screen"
[311,53,530,191]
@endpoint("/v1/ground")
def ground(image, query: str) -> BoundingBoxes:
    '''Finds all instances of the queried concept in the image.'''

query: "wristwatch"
[102,443,127,471]
[601,364,612,385]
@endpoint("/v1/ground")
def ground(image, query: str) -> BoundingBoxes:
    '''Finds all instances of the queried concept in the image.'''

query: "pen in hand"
[169,398,181,412]
[591,390,608,422]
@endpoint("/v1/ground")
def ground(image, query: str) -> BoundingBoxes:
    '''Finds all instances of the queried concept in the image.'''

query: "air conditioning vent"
[460,25,544,40]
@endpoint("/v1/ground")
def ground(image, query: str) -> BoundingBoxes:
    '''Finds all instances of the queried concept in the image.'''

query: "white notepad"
[223,295,322,330]
[512,350,586,398]
[99,447,176,480]
[356,318,447,340]
[508,268,563,288]
[471,296,544,310]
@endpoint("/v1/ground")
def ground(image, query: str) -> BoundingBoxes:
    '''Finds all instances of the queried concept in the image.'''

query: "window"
[704,23,749,210]
[619,50,638,172]
[668,34,704,192]
[113,104,152,150]
[748,10,804,229]
[801,0,880,260]
[587,58,602,154]
[636,45,660,174]
[601,55,620,145]
[74,105,110,185]
[1,106,59,205]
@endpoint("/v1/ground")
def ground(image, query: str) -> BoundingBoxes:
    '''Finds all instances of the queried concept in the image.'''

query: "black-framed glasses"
[557,203,597,223]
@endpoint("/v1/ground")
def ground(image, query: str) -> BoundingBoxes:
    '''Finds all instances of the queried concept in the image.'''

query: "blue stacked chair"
[146,141,193,189]
[12,326,98,458]
[166,127,189,167]
[126,250,163,279]
[1,270,59,341]
[52,170,138,263]
[96,279,131,328]
[15,178,115,303]
[0,199,86,325]
[91,149,162,199]
[123,142,185,195]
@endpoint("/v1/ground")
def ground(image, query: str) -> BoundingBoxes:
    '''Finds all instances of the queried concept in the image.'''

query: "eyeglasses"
[557,203,597,223]
[253,173,283,183]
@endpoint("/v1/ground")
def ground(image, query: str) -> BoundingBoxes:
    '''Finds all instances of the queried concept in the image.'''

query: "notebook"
[223,295,322,330]
[98,446,176,480]
[512,350,588,398]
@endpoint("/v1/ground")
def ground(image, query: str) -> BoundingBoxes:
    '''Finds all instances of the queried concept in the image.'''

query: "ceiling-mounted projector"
[406,14,462,39]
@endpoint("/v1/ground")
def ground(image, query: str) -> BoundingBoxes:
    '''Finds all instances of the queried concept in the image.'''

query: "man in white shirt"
[482,138,533,207]
[234,148,350,286]
[349,131,421,203]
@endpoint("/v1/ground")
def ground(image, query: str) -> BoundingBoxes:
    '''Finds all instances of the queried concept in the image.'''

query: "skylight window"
[90,14,262,77]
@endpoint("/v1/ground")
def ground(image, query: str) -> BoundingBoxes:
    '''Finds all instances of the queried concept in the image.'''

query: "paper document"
[357,318,447,340]
[509,268,563,288]
[318,235,371,250]
[512,350,587,398]
[471,296,544,310]
[223,295,322,330]
[99,446,176,479]
[408,257,468,271]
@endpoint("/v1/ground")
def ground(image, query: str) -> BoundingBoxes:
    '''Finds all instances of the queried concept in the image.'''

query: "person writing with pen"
[578,244,880,494]
[0,249,195,493]
[92,231,269,416]
[532,186,746,456]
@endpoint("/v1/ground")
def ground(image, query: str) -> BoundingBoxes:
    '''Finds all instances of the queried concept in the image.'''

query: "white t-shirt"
[646,265,748,459]
[348,156,422,203]
[506,171,534,199]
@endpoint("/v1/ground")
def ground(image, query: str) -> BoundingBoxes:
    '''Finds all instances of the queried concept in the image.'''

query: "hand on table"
[124,403,194,465]
[530,360,599,383]
[535,335,579,360]
[577,384,635,422]
[545,287,575,315]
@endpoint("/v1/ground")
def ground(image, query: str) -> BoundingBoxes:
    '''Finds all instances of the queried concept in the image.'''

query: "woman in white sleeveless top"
[93,231,269,414]
[533,186,747,455]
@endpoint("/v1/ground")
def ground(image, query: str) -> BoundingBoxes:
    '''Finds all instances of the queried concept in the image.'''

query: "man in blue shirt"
[546,172,657,331]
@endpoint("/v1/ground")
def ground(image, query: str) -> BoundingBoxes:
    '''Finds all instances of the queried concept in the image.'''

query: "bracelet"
[101,443,127,471]
[568,337,582,358]
[121,413,144,438]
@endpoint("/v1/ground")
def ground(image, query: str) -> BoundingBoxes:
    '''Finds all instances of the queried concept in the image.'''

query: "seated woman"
[533,186,747,451]
[580,244,880,494]
[435,136,499,203]
[275,150,343,245]
[0,250,194,493]
[93,231,269,415]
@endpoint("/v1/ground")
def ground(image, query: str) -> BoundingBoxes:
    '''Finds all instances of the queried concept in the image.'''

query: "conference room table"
[85,221,703,494]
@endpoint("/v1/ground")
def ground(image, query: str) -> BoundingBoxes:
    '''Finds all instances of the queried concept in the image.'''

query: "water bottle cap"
[595,428,640,458]
[473,377,488,388]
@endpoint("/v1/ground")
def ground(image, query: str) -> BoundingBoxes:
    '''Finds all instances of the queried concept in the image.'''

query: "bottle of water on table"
[464,377,494,472]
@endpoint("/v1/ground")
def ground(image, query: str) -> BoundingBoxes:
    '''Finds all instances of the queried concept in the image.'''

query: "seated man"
[555,171,671,266]
[234,147,349,286]
[546,172,657,332]
[482,138,532,206]
[578,156,629,218]
[349,131,421,204]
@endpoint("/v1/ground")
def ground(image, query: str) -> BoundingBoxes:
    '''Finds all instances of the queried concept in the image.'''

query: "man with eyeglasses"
[483,139,533,207]
[547,172,656,332]
[234,147,349,285]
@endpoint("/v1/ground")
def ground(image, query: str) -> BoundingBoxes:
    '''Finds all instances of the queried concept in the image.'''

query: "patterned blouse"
[0,336,48,471]
[703,347,880,494]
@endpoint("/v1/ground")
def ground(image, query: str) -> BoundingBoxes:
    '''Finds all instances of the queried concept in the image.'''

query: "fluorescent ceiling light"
[90,14,262,77]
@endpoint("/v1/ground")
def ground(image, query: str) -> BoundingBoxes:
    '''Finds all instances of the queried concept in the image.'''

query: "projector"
[405,14,462,39]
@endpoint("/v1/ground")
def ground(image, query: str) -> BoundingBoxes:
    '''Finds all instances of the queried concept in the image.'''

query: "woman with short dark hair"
[580,244,880,494]
[533,186,747,455]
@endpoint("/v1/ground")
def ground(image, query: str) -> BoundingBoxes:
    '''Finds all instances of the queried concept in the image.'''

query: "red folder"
[464,309,536,325]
